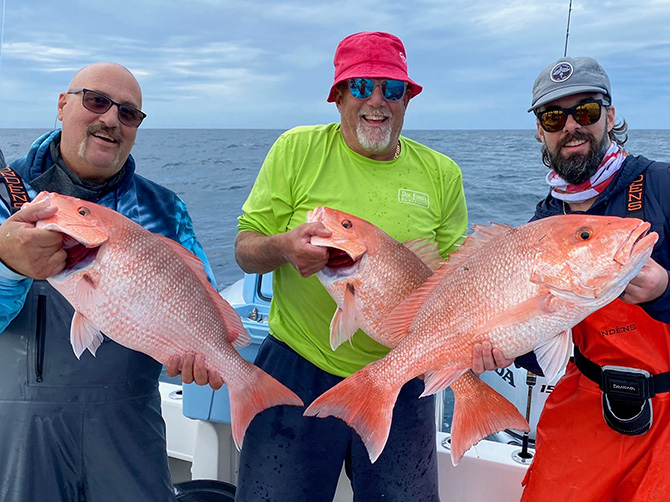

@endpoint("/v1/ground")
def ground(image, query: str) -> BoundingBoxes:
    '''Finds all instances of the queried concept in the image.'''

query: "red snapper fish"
[307,206,529,457]
[305,214,658,464]
[30,191,303,448]
[307,206,443,349]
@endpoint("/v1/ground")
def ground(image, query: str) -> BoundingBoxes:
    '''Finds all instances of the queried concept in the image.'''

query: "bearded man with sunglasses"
[234,32,468,501]
[0,62,219,502]
[513,57,670,502]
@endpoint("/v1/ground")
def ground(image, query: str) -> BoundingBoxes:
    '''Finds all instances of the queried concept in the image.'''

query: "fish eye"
[342,219,353,229]
[576,227,592,240]
[77,207,91,216]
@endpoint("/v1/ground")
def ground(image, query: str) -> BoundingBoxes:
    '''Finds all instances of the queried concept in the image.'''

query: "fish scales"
[30,191,303,449]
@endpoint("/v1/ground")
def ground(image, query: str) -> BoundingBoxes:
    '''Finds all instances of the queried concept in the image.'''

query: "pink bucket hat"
[326,31,423,102]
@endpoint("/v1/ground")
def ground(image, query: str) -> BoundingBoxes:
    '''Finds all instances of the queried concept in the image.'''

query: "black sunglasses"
[536,99,608,133]
[67,88,147,128]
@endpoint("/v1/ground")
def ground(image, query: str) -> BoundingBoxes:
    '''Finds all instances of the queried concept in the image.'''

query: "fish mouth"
[60,234,100,272]
[614,221,656,266]
[325,247,357,269]
[584,220,658,300]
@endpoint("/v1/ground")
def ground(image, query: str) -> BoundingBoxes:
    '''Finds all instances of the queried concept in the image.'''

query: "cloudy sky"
[1,0,669,130]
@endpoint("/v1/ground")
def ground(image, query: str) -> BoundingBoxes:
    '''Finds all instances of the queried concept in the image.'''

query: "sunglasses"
[348,78,407,101]
[67,88,147,128]
[537,99,607,133]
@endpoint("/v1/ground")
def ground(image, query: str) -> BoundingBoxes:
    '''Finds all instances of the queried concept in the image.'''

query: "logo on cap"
[551,62,573,82]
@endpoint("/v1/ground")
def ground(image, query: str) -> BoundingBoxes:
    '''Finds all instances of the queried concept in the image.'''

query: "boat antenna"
[563,0,573,57]
[0,0,5,82]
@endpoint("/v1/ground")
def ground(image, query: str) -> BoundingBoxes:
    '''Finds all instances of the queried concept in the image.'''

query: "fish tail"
[449,371,529,465]
[228,366,304,450]
[304,368,400,463]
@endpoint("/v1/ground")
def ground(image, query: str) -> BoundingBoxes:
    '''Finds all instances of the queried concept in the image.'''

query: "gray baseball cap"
[528,56,611,113]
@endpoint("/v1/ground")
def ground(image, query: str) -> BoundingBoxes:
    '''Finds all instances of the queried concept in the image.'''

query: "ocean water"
[3,128,669,288]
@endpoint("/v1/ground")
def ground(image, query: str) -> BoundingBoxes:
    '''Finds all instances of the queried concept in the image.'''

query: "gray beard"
[356,121,392,154]
[547,131,610,185]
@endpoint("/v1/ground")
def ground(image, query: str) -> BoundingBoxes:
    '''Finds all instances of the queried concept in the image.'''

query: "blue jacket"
[0,131,214,502]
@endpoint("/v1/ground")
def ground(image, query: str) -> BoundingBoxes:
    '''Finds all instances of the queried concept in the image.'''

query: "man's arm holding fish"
[0,202,64,332]
[235,224,332,277]
[0,202,64,279]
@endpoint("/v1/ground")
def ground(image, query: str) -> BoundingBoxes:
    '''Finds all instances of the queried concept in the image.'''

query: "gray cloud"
[1,0,669,129]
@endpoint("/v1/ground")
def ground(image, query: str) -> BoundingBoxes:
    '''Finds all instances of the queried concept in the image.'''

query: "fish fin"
[330,283,363,350]
[70,311,105,358]
[472,295,570,380]
[215,294,250,349]
[421,367,468,396]
[304,367,400,463]
[228,361,304,450]
[449,371,529,465]
[330,308,346,350]
[73,271,106,305]
[534,330,572,381]
[155,233,209,274]
[155,235,250,348]
[474,294,556,337]
[403,238,444,271]
[446,222,512,266]
[382,265,454,346]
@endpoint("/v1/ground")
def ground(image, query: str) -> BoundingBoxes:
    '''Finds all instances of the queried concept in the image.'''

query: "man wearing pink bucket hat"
[234,31,467,501]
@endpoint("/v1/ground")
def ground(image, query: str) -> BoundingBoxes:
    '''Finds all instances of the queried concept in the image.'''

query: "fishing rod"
[564,0,573,57]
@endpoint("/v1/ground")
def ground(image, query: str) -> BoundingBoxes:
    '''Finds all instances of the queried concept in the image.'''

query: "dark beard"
[546,130,610,185]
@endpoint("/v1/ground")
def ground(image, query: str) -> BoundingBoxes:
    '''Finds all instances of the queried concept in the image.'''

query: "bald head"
[69,62,143,108]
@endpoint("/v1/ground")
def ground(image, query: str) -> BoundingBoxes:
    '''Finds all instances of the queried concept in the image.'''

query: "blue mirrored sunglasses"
[348,78,407,101]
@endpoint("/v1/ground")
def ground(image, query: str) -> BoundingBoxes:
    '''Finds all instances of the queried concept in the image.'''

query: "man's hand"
[0,202,64,279]
[621,258,668,305]
[166,353,224,390]
[280,222,332,277]
[235,224,332,277]
[472,341,516,374]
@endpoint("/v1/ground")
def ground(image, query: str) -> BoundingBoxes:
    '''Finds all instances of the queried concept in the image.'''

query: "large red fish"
[306,214,658,464]
[30,191,303,448]
[308,206,443,349]
[307,206,529,460]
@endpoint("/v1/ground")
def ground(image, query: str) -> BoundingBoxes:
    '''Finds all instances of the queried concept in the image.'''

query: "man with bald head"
[0,63,214,501]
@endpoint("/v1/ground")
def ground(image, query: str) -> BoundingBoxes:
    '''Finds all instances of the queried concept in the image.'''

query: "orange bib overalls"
[522,299,670,502]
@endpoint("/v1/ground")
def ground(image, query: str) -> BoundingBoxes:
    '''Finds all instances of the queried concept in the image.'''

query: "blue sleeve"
[0,169,35,332]
[173,197,218,291]
[0,203,33,332]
